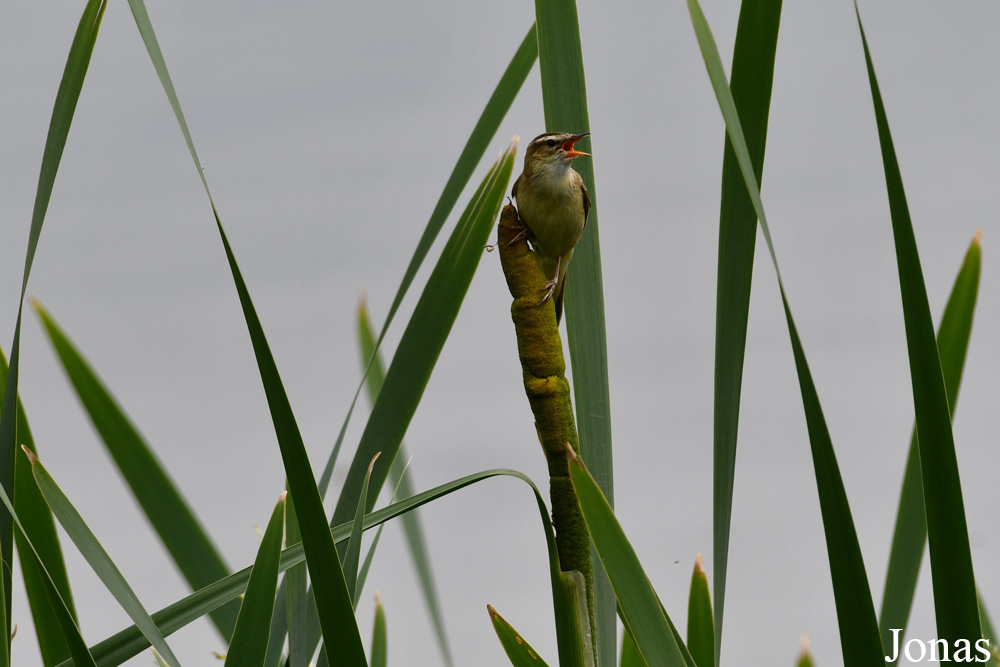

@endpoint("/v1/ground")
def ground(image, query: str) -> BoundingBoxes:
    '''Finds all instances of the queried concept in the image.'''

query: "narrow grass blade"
[855,6,980,646]
[58,468,563,667]
[0,467,95,667]
[284,489,308,667]
[23,447,181,666]
[33,556,97,667]
[0,0,107,631]
[687,555,714,667]
[225,494,285,667]
[688,2,883,663]
[330,140,517,527]
[711,0,783,659]
[317,24,538,499]
[488,605,551,666]
[533,4,615,663]
[880,233,981,650]
[32,301,238,639]
[216,217,366,666]
[357,302,452,665]
[3,349,77,665]
[371,593,387,667]
[344,454,380,604]
[566,449,686,667]
[620,626,645,667]
[356,461,411,611]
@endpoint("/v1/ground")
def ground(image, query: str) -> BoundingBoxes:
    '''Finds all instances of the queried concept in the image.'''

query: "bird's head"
[523,132,590,175]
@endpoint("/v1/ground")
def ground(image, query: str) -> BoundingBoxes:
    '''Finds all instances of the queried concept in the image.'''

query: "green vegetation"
[0,0,994,665]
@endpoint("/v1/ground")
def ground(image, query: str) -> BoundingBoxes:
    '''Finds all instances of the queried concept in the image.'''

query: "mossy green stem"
[496,202,596,659]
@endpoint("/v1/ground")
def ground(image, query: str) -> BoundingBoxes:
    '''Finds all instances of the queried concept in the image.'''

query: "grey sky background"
[2,1,998,665]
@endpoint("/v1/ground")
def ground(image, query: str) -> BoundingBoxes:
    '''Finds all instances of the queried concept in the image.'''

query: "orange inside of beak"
[562,135,590,158]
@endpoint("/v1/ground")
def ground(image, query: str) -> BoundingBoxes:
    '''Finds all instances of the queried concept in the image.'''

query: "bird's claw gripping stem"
[536,256,561,306]
[537,278,558,305]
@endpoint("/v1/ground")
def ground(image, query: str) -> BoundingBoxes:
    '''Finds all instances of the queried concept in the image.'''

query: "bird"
[511,131,592,324]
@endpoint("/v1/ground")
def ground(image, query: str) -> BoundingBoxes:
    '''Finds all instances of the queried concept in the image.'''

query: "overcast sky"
[2,1,999,665]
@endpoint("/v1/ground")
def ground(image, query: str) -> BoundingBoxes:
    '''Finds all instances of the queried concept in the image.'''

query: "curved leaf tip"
[20,444,38,465]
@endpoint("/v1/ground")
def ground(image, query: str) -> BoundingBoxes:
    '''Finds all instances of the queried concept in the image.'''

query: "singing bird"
[511,132,591,324]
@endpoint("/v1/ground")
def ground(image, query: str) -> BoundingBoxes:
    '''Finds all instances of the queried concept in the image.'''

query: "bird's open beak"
[562,133,591,159]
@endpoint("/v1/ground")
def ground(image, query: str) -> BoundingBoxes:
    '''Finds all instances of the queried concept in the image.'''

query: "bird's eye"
[546,139,556,147]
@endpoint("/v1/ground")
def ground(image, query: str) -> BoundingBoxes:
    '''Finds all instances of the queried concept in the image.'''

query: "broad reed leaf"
[224,494,285,667]
[24,448,181,666]
[0,471,94,667]
[711,0,782,659]
[688,1,883,663]
[357,302,452,664]
[329,141,517,527]
[534,3,615,663]
[33,301,238,639]
[3,349,77,665]
[488,605,551,666]
[55,468,561,667]
[371,594,387,667]
[855,6,981,646]
[0,0,107,631]
[879,233,980,652]
[317,24,538,499]
[566,449,686,667]
[687,555,714,667]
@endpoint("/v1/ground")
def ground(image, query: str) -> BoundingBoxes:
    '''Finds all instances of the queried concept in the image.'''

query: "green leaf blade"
[370,594,387,667]
[1,0,108,632]
[33,301,238,639]
[56,468,556,667]
[489,605,551,667]
[25,449,181,666]
[344,455,380,605]
[567,451,686,667]
[2,349,77,665]
[330,140,518,529]
[687,556,714,667]
[879,233,981,649]
[317,22,537,501]
[225,494,286,667]
[687,2,883,664]
[357,302,453,666]
[217,218,367,665]
[710,1,783,659]
[855,6,981,646]
[533,3,614,663]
